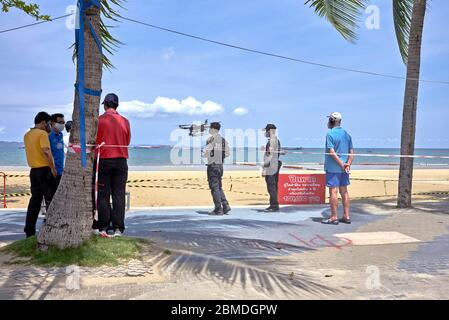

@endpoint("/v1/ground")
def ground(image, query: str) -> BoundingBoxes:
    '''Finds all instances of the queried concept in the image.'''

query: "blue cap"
[102,93,119,107]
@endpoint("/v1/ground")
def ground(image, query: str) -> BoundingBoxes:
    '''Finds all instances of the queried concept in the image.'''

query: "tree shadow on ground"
[350,192,449,215]
[148,246,338,299]
[0,262,64,300]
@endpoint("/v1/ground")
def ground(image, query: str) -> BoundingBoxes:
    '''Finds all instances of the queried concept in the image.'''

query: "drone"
[179,120,218,137]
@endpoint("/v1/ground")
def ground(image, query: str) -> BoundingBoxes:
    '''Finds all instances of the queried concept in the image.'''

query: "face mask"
[55,123,65,132]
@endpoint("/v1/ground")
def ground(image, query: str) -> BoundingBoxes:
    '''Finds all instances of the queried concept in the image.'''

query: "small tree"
[1,0,49,20]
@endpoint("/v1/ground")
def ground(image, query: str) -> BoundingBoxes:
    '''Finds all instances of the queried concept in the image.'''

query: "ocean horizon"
[1,142,448,171]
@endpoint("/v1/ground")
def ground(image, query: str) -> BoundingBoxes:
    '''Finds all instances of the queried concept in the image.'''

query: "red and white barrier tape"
[66,142,448,220]
[67,143,95,154]
[67,144,449,160]
[93,142,105,221]
[279,151,449,159]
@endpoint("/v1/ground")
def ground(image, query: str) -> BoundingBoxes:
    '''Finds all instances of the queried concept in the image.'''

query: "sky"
[0,0,448,148]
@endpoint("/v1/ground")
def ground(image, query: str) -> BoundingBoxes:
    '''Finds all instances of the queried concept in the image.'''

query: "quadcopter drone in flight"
[178,120,219,137]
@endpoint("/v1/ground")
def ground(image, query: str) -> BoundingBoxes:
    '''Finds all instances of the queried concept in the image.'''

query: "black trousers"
[207,164,229,212]
[265,161,282,208]
[97,158,128,233]
[24,167,52,237]
[46,175,61,206]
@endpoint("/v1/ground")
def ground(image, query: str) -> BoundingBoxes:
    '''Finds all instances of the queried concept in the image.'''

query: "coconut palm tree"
[35,0,123,250]
[396,0,426,208]
[306,0,426,208]
[3,0,123,249]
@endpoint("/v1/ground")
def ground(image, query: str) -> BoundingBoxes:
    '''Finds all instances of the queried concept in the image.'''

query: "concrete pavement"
[1,198,449,299]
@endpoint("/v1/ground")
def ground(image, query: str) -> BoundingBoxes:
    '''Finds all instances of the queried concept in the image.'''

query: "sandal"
[339,217,351,224]
[321,218,339,225]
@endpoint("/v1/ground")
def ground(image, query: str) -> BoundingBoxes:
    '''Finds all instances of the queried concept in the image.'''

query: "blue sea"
[1,144,449,171]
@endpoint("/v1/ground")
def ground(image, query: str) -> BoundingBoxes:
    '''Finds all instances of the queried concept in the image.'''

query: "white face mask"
[55,123,65,132]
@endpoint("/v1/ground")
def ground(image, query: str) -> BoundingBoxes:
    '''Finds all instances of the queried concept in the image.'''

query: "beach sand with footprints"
[1,169,449,208]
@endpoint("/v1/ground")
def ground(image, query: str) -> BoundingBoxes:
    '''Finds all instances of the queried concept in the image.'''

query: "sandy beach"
[2,168,449,208]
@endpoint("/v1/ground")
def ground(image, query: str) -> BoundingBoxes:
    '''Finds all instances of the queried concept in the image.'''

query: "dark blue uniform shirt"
[49,130,64,176]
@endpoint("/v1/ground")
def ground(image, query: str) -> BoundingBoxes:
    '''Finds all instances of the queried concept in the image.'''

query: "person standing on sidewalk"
[63,120,72,154]
[95,93,131,237]
[262,124,282,212]
[322,112,354,225]
[23,112,57,238]
[48,113,65,195]
[203,122,231,216]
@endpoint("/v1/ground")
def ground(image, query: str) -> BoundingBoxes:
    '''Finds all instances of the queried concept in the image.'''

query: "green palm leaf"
[393,0,413,64]
[72,0,125,70]
[305,0,366,43]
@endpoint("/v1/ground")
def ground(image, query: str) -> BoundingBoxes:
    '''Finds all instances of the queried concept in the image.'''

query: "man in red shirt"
[95,93,131,237]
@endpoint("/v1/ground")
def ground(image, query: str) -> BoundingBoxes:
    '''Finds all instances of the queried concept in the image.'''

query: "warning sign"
[278,174,326,205]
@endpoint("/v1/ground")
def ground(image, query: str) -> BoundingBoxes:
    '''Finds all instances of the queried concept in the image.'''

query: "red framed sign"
[278,174,326,205]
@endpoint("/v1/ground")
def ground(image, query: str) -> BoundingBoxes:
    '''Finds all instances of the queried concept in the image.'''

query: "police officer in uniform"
[262,124,282,212]
[203,122,231,215]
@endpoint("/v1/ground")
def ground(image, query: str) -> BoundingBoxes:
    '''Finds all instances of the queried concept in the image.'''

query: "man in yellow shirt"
[23,112,57,238]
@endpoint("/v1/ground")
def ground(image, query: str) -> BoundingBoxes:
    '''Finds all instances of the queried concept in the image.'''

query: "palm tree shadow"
[148,246,338,298]
[0,263,64,300]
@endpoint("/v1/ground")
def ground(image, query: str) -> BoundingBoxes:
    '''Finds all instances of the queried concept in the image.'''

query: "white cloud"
[0,126,5,135]
[41,103,73,118]
[233,107,249,116]
[49,97,224,119]
[47,103,73,116]
[162,47,176,61]
[120,96,224,118]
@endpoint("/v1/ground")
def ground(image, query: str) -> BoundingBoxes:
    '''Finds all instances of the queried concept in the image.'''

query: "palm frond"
[393,0,413,64]
[100,0,126,70]
[305,0,367,43]
[72,0,126,71]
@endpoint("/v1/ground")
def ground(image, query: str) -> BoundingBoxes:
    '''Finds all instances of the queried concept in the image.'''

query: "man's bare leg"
[329,187,339,221]
[339,186,350,219]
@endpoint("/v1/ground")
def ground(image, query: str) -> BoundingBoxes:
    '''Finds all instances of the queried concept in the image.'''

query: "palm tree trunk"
[38,5,102,249]
[397,0,427,208]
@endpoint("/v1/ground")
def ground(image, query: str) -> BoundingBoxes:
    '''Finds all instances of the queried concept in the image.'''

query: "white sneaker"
[92,229,100,236]
[113,230,123,238]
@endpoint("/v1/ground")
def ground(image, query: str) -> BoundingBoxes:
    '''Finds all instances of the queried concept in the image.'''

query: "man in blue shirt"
[322,112,354,225]
[48,113,65,190]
